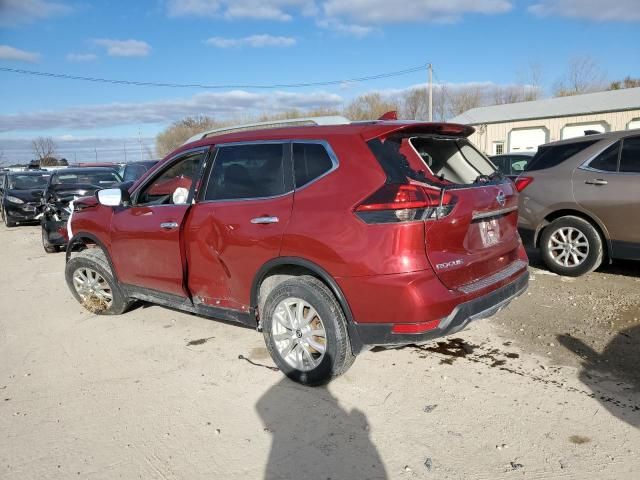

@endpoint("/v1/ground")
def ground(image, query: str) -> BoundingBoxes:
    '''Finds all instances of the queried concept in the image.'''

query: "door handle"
[160,222,179,230]
[585,179,608,186]
[250,216,279,224]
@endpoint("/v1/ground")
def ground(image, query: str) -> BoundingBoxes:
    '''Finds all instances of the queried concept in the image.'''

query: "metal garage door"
[509,128,547,153]
[561,122,608,139]
[628,119,640,130]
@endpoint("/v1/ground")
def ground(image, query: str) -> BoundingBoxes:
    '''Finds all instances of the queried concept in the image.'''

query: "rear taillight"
[355,183,456,224]
[514,176,533,192]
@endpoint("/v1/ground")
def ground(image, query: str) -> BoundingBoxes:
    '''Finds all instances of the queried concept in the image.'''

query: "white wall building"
[450,87,640,155]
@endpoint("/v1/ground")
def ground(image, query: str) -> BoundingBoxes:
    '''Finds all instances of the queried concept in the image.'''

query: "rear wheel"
[65,248,131,315]
[262,275,355,385]
[540,216,603,277]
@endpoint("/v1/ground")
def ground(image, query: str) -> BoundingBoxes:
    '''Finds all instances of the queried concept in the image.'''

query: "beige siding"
[468,109,640,154]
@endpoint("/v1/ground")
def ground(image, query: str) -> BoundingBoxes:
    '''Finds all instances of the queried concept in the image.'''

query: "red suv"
[64,117,529,385]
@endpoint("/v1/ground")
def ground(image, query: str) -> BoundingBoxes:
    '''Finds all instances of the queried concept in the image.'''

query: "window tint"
[137,152,203,206]
[205,143,286,201]
[589,142,620,172]
[293,142,334,188]
[526,140,597,172]
[620,137,640,173]
[123,164,149,182]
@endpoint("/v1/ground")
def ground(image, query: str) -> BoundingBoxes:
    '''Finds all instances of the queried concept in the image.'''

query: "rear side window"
[293,142,334,188]
[526,140,597,171]
[620,137,640,173]
[589,142,620,172]
[205,143,287,200]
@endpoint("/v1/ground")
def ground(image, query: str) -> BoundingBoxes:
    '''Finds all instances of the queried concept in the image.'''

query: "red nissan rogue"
[64,116,529,385]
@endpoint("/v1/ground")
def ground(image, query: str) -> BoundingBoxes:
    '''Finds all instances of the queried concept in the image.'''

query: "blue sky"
[0,0,638,162]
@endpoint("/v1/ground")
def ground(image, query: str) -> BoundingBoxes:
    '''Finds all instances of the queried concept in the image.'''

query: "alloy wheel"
[72,267,113,308]
[271,297,327,371]
[548,227,589,268]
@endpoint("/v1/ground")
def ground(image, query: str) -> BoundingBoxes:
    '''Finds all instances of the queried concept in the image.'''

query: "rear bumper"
[352,270,529,347]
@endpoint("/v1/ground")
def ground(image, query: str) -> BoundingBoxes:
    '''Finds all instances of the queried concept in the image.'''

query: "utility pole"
[94,148,98,162]
[428,63,433,122]
[123,142,127,162]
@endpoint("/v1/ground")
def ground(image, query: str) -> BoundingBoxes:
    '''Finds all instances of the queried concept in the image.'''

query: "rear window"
[526,140,597,172]
[620,137,640,173]
[52,171,121,186]
[293,142,334,188]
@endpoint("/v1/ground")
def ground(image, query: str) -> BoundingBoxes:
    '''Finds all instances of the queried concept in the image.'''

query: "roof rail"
[183,115,351,144]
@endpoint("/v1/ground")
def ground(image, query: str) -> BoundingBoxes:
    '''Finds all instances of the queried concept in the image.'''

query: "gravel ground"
[1,225,639,479]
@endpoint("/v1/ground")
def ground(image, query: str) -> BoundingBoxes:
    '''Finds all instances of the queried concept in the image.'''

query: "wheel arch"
[66,232,119,280]
[251,257,364,354]
[536,209,612,261]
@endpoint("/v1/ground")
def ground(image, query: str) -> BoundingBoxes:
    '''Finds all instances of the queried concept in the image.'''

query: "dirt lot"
[1,225,639,480]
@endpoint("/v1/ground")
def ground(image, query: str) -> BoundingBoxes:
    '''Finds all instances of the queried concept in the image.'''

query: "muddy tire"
[65,248,131,315]
[540,216,603,277]
[262,275,356,386]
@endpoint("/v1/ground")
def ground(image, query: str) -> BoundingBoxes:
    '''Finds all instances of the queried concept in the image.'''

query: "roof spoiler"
[361,122,475,141]
[184,115,351,144]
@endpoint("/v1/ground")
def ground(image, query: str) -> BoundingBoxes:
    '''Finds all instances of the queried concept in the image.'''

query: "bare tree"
[554,55,607,97]
[608,76,640,90]
[343,93,400,121]
[447,86,484,118]
[156,115,219,157]
[32,136,57,162]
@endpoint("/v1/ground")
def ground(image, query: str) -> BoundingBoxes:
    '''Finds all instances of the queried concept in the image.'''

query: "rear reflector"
[514,176,533,192]
[391,319,441,334]
[355,183,456,224]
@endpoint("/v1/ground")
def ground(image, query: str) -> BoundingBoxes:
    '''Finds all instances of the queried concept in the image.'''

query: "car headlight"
[6,195,24,204]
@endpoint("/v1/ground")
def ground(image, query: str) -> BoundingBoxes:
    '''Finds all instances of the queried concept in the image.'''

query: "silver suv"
[516,130,640,276]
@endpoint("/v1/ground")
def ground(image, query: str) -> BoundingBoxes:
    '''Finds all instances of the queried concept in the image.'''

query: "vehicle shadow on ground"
[557,324,640,428]
[256,375,388,480]
[526,248,640,278]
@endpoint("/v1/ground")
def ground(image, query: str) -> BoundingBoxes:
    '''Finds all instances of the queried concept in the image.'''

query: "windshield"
[52,171,121,187]
[123,164,150,182]
[8,174,51,190]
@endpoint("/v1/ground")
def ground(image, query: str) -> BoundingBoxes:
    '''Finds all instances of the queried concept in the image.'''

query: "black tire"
[4,210,17,227]
[65,248,131,315]
[540,216,603,277]
[262,275,356,385]
[42,224,59,253]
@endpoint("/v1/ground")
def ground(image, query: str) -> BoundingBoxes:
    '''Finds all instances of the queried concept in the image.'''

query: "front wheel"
[540,216,603,277]
[42,224,59,253]
[65,248,131,315]
[262,275,355,385]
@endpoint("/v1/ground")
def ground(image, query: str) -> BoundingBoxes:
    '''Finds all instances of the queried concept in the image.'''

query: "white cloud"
[529,0,640,21]
[167,0,317,21]
[66,53,98,62]
[316,19,373,37]
[0,45,40,63]
[93,39,151,57]
[205,34,296,48]
[323,0,512,23]
[0,0,71,27]
[0,90,344,133]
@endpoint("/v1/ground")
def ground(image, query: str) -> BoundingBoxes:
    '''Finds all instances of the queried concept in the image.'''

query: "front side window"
[620,137,640,173]
[205,143,286,201]
[293,142,334,188]
[137,152,203,206]
[588,142,620,172]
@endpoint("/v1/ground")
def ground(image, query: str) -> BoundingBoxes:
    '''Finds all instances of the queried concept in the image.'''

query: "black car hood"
[46,183,104,204]
[6,188,44,202]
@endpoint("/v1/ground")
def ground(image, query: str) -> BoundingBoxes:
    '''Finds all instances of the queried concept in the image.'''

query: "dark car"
[1,170,51,227]
[41,167,121,252]
[120,160,159,183]
[63,116,529,385]
[490,152,535,178]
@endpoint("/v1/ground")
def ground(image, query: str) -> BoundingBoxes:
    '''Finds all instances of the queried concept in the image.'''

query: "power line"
[0,64,427,90]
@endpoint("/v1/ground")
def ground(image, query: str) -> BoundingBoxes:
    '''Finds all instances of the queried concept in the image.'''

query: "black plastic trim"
[611,240,640,261]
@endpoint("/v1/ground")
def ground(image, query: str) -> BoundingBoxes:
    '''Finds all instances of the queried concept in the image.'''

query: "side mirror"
[97,188,123,207]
